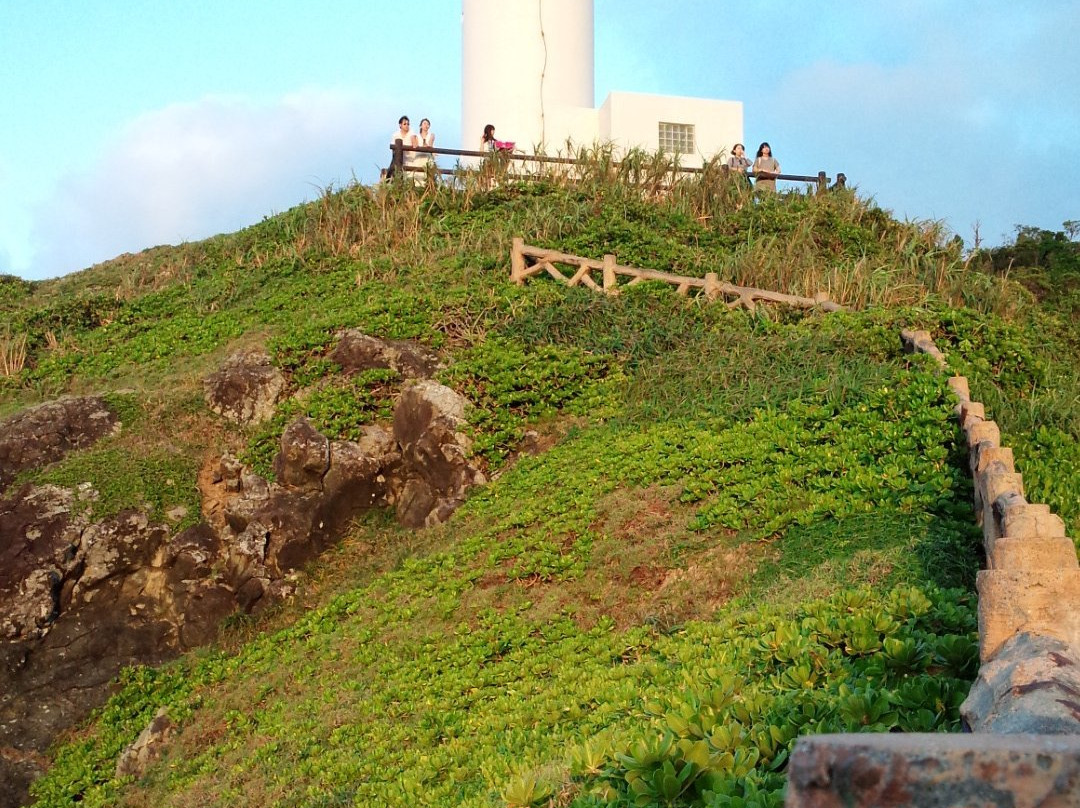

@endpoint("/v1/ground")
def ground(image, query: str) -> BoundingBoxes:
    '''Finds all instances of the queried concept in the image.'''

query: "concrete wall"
[599,91,744,167]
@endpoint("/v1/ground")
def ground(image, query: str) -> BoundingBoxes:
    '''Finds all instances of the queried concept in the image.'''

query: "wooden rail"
[510,238,844,312]
[388,140,846,191]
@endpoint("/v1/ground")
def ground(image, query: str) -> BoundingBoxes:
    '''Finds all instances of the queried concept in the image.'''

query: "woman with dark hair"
[726,143,751,182]
[480,123,496,152]
[752,142,781,192]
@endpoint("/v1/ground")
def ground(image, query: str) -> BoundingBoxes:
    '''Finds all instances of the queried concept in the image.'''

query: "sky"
[1,0,1077,281]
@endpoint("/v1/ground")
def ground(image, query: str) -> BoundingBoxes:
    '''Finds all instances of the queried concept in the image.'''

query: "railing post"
[389,138,405,179]
[817,171,827,194]
[704,272,721,301]
[835,172,847,189]
[511,238,526,285]
[603,254,617,293]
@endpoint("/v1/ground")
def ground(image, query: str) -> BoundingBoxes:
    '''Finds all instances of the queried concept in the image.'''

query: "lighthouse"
[461,0,595,153]
[461,0,743,164]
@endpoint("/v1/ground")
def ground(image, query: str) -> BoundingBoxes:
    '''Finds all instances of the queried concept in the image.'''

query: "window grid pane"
[658,122,695,154]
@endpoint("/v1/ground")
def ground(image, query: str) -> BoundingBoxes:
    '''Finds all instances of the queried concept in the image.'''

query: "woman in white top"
[417,118,435,148]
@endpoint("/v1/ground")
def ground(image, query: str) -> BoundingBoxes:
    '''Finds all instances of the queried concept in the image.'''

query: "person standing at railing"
[752,142,781,192]
[481,123,497,152]
[417,118,435,149]
[386,115,418,179]
[409,117,436,175]
[727,143,751,184]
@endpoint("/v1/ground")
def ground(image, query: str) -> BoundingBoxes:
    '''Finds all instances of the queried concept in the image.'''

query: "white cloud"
[25,89,401,280]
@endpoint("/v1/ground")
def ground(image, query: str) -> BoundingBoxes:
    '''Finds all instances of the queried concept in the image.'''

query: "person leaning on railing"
[752,141,781,192]
[726,143,752,185]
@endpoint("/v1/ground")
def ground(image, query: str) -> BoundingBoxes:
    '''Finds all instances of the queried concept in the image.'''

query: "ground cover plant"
[3,155,1077,807]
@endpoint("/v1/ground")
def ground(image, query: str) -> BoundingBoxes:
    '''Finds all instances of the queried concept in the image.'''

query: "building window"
[658,122,695,155]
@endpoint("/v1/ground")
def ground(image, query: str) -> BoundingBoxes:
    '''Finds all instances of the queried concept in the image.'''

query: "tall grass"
[1,330,27,377]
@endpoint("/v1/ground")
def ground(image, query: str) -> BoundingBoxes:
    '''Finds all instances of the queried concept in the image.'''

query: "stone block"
[961,632,1080,734]
[979,472,1024,541]
[966,420,1000,449]
[973,445,1011,475]
[786,732,1080,807]
[977,568,1080,661]
[989,535,1079,571]
[959,400,986,430]
[1003,503,1068,540]
[947,375,970,402]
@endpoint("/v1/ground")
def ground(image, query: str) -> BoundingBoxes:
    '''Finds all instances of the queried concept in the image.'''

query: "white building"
[461,0,743,165]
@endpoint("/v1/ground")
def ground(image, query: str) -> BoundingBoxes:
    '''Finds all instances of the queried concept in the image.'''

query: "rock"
[203,349,286,426]
[393,380,486,527]
[961,632,1080,734]
[273,418,330,491]
[330,330,440,379]
[115,708,174,779]
[0,396,119,493]
[0,485,87,640]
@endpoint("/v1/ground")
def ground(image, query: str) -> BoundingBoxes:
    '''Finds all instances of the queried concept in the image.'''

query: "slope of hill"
[2,156,1078,808]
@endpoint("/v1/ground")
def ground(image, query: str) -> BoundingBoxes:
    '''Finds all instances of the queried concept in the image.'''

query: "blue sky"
[2,1,1077,280]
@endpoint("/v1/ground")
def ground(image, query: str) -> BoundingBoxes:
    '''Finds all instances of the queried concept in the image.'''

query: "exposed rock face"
[1,345,487,806]
[330,329,440,380]
[203,349,286,426]
[0,396,119,493]
[221,420,402,611]
[392,380,486,528]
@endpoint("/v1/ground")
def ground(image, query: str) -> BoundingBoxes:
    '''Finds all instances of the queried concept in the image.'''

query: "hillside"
[2,155,1079,808]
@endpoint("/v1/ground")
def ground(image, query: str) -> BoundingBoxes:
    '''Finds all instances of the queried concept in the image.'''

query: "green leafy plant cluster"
[564,586,975,807]
[6,158,1078,808]
[440,337,625,466]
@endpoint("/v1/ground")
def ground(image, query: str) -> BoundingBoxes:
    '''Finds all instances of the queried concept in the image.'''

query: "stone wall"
[785,328,1080,807]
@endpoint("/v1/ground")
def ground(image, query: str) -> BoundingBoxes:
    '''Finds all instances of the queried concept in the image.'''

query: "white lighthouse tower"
[462,0,595,153]
[461,0,743,165]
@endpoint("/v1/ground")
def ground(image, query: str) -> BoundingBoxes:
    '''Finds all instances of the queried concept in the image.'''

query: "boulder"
[330,330,440,379]
[392,380,486,528]
[116,708,175,780]
[273,418,330,491]
[203,349,286,426]
[0,396,119,493]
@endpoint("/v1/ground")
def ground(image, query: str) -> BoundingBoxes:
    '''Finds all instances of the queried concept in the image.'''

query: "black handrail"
[387,139,845,189]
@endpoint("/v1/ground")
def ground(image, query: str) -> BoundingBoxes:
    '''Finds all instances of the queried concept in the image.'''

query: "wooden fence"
[387,140,846,191]
[510,238,844,312]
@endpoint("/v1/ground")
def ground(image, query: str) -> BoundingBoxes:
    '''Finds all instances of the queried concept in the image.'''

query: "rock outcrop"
[0,337,487,806]
[0,396,119,493]
[203,349,286,426]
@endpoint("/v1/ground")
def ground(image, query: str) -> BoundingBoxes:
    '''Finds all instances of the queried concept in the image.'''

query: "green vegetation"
[1,151,1077,807]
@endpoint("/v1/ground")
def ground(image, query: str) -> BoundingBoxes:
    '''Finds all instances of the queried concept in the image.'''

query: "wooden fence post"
[389,138,405,179]
[704,272,720,301]
[511,238,526,285]
[817,171,828,193]
[603,254,617,293]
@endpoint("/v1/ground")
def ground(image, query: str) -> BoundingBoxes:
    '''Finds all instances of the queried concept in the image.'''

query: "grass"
[2,154,1076,808]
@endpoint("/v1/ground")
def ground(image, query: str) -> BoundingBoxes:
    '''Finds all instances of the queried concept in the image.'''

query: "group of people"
[387,115,436,179]
[387,116,519,180]
[388,117,781,190]
[725,142,781,191]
